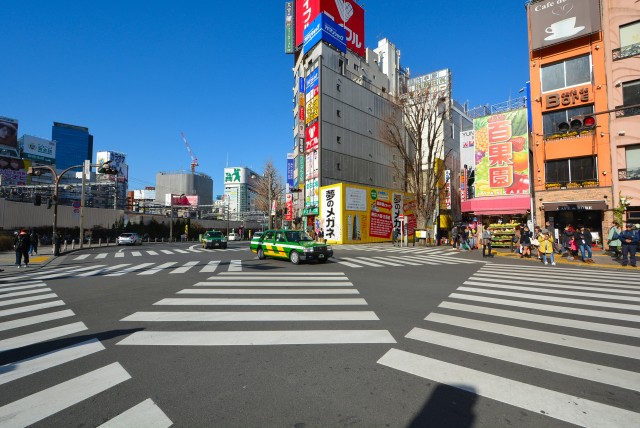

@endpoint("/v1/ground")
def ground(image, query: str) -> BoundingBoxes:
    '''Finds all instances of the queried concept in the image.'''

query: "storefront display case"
[490,222,518,247]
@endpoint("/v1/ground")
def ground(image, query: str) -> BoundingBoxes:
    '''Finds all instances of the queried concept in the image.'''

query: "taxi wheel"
[290,251,300,265]
[257,247,266,260]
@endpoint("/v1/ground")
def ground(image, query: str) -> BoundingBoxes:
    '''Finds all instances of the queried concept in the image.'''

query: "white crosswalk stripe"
[0,282,173,426]
[377,263,640,426]
[118,271,395,347]
[333,252,483,268]
[169,261,198,274]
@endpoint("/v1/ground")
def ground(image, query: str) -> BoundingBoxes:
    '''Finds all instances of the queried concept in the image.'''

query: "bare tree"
[253,159,285,228]
[381,86,452,229]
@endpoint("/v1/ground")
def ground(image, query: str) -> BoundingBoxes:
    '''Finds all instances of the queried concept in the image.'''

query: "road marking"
[174,249,189,254]
[154,297,368,306]
[106,263,155,277]
[406,327,640,392]
[177,288,360,295]
[218,272,345,276]
[118,330,396,346]
[366,257,404,266]
[0,338,104,386]
[121,311,379,322]
[0,293,58,308]
[0,301,65,318]
[426,313,640,360]
[479,264,640,279]
[160,250,174,254]
[146,250,159,255]
[98,398,172,428]
[0,288,52,299]
[377,349,640,428]
[200,261,220,273]
[463,280,640,302]
[449,293,640,323]
[170,261,199,274]
[0,309,75,332]
[131,251,142,257]
[0,321,88,351]
[38,265,106,280]
[206,276,348,281]
[114,252,125,258]
[439,301,640,338]
[340,257,380,267]
[0,280,43,288]
[457,286,640,311]
[195,281,353,287]
[75,264,131,277]
[73,254,91,260]
[138,262,177,276]
[228,260,242,272]
[0,362,131,427]
[332,259,364,267]
[95,253,108,259]
[470,274,640,293]
[383,256,422,266]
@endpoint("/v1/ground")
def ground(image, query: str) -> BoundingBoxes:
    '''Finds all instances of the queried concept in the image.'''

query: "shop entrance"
[545,210,603,238]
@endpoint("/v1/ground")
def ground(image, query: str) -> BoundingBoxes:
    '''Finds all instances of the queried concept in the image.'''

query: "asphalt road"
[1,242,639,427]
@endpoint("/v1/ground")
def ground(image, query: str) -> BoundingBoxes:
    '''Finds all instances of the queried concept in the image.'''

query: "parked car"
[227,232,240,241]
[201,230,227,249]
[117,233,142,246]
[250,229,333,264]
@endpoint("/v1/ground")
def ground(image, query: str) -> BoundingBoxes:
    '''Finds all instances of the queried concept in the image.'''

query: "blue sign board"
[305,69,319,94]
[287,156,295,187]
[299,77,305,93]
[303,13,346,55]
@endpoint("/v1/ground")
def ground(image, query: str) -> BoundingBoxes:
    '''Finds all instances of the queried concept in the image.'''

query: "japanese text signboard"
[296,0,365,57]
[474,108,530,197]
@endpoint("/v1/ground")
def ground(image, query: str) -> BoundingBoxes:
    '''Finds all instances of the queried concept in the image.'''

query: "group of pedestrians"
[451,225,477,251]
[608,222,639,267]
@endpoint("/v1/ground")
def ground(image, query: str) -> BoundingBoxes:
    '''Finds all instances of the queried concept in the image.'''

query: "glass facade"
[52,122,93,170]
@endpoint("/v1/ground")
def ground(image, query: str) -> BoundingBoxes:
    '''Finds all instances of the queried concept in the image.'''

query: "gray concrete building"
[154,170,213,207]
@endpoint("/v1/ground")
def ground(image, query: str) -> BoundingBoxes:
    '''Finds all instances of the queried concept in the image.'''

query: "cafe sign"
[545,87,590,110]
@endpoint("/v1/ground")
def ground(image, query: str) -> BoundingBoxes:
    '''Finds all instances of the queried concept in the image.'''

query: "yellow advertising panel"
[319,183,416,244]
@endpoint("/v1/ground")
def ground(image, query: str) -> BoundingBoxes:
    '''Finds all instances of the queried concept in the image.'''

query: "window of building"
[542,104,594,137]
[337,109,341,117]
[541,55,591,93]
[620,20,640,48]
[337,136,341,144]
[337,83,341,92]
[625,145,640,180]
[545,156,597,184]
[622,79,640,107]
[354,64,359,71]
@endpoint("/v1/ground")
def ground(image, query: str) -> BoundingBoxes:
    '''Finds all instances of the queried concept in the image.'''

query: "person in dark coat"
[14,230,31,268]
[576,225,594,263]
[29,230,39,255]
[562,224,575,256]
[520,226,533,258]
[613,223,639,267]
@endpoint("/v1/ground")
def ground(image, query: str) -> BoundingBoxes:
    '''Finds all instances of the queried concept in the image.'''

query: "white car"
[227,232,240,241]
[117,233,142,246]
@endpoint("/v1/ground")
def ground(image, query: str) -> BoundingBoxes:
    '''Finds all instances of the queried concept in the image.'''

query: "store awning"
[542,200,607,211]
[462,195,530,215]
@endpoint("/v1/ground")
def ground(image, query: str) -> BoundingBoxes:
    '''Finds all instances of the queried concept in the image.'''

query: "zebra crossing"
[117,271,396,347]
[0,260,244,281]
[333,246,483,268]
[0,279,172,426]
[72,246,246,261]
[377,263,640,427]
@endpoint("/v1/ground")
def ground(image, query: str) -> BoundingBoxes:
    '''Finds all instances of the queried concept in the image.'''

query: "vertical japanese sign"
[287,154,295,187]
[305,68,319,125]
[444,169,451,209]
[392,192,403,231]
[286,194,293,221]
[321,185,342,241]
[474,108,530,197]
[285,2,294,54]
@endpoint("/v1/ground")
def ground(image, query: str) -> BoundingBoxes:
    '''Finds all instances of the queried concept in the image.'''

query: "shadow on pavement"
[409,383,477,428]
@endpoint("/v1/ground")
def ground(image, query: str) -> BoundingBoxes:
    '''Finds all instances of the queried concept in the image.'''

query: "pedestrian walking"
[14,230,31,268]
[539,231,556,265]
[481,226,493,257]
[576,225,594,263]
[532,226,542,260]
[392,227,400,247]
[562,224,575,256]
[520,226,532,258]
[607,221,622,259]
[451,225,459,250]
[29,230,39,255]
[612,223,639,267]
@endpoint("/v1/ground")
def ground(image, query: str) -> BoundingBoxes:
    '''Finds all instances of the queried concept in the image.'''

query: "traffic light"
[34,193,42,206]
[557,115,596,134]
[27,167,42,176]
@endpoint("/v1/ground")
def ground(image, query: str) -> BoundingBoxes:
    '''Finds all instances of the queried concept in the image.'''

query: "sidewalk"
[490,246,640,270]
[0,248,56,271]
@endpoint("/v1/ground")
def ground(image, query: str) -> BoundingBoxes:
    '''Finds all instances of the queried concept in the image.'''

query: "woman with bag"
[520,226,532,258]
[481,226,493,257]
[607,222,622,259]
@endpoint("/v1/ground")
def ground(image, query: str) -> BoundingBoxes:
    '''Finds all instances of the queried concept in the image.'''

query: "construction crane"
[181,132,199,174]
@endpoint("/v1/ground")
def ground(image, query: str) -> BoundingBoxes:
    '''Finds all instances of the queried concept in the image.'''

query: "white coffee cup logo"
[546,17,577,37]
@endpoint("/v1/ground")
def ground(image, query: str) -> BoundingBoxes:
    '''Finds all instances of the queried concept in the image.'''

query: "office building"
[52,122,93,171]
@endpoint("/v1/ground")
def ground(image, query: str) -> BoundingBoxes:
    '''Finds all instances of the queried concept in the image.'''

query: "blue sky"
[5,1,529,196]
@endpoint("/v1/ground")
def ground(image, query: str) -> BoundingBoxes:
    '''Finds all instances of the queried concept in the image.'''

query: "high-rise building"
[603,0,640,225]
[223,167,260,220]
[155,170,213,207]
[52,122,93,170]
[527,0,613,237]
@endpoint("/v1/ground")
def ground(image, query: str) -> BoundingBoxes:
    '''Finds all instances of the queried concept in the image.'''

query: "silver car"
[117,233,142,246]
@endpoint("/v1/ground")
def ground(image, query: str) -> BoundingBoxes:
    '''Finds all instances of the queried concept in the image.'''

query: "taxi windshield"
[285,231,314,242]
[205,231,223,238]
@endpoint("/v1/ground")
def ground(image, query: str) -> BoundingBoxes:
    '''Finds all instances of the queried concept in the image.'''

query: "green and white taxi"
[250,229,333,264]
[201,230,227,249]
